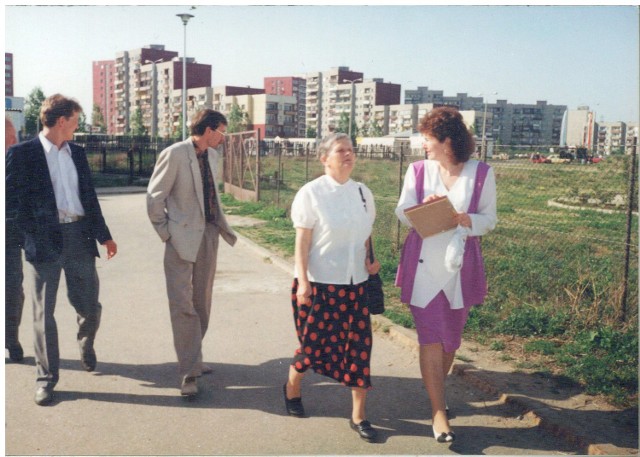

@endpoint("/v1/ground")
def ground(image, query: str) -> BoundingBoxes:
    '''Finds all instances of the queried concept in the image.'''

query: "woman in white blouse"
[283,133,380,443]
[395,107,497,444]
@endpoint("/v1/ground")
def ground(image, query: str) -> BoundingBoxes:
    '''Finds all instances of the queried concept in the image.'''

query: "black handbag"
[358,186,384,315]
[365,237,385,315]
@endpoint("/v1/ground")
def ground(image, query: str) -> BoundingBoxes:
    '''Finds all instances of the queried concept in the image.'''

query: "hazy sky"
[5,4,639,123]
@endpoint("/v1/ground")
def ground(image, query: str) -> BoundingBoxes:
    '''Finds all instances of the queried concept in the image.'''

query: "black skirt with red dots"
[290,278,372,389]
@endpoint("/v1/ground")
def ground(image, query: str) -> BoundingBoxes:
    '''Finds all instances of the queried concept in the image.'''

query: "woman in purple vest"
[395,107,497,444]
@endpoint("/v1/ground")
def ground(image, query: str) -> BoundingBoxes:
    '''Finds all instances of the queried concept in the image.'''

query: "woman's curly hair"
[419,106,475,163]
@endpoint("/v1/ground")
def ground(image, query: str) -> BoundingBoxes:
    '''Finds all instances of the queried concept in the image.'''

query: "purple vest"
[395,160,490,307]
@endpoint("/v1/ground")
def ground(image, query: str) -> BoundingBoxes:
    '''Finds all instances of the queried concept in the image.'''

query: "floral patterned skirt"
[290,279,372,389]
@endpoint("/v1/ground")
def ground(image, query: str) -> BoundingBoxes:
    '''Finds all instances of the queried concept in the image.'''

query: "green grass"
[220,154,638,406]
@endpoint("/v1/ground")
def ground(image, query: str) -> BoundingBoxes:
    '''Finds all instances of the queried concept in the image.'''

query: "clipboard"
[403,196,457,239]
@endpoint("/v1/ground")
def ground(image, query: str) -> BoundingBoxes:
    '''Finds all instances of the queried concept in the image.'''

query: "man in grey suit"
[147,109,237,397]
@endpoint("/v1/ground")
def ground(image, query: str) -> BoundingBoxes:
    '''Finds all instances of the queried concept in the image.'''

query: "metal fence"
[255,142,639,328]
[73,134,175,180]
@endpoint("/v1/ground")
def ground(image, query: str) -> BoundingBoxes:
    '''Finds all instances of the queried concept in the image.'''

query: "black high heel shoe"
[283,383,305,417]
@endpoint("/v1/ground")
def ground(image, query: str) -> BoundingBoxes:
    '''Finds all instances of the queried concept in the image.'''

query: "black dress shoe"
[80,345,97,372]
[349,419,377,442]
[34,386,54,406]
[7,342,23,362]
[283,383,305,417]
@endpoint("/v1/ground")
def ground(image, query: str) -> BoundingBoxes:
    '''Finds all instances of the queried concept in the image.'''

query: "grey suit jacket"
[147,139,237,262]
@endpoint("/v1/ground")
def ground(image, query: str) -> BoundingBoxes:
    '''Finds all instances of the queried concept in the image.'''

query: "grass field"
[221,153,638,406]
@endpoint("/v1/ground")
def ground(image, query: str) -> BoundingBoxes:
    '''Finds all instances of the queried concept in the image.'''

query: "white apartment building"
[596,122,626,155]
[305,67,400,138]
[563,106,597,150]
[111,45,211,137]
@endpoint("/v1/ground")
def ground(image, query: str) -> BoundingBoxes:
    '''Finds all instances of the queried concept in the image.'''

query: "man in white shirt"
[6,94,117,406]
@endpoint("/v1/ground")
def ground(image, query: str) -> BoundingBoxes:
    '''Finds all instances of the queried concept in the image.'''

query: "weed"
[490,340,506,351]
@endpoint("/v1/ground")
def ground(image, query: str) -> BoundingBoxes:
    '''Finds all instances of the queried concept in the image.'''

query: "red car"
[530,153,550,163]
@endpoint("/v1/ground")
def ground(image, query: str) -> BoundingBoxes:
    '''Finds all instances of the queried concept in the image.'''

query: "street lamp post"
[478,91,498,161]
[345,78,362,141]
[177,13,194,140]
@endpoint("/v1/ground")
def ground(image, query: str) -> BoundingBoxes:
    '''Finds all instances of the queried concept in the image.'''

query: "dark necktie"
[201,151,217,222]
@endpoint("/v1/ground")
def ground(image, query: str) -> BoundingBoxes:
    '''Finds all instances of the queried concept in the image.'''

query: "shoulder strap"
[413,160,425,203]
[468,161,490,214]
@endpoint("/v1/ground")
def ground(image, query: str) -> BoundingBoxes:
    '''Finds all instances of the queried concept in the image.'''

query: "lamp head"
[176,13,194,25]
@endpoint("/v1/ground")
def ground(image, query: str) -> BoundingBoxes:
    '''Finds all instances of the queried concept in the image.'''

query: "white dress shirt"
[396,159,497,309]
[291,174,376,285]
[39,133,85,220]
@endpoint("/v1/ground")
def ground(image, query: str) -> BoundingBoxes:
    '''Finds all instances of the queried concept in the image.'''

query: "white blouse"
[291,174,376,285]
[395,159,497,308]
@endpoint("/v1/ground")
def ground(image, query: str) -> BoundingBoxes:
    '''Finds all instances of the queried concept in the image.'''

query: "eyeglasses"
[215,128,226,137]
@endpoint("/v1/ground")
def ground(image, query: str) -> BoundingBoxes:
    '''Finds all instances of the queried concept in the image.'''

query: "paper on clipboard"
[403,196,458,239]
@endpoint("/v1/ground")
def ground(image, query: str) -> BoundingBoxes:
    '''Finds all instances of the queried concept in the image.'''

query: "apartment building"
[264,76,306,137]
[92,60,116,134]
[492,100,566,147]
[137,58,211,138]
[109,44,212,136]
[563,106,597,150]
[305,67,401,138]
[5,52,14,96]
[185,86,296,140]
[405,86,484,111]
[595,122,626,155]
[624,123,638,154]
[371,103,478,137]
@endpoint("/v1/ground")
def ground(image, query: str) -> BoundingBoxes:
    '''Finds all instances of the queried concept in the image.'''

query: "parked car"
[547,154,571,164]
[530,153,550,163]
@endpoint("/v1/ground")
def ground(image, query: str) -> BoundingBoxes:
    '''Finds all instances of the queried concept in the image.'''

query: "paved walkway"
[4,192,636,455]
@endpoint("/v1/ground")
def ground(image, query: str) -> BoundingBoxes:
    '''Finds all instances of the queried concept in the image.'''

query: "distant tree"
[369,119,384,137]
[77,111,88,133]
[306,127,317,139]
[92,104,105,133]
[359,121,369,138]
[337,112,358,143]
[130,107,146,136]
[24,87,46,135]
[227,102,250,133]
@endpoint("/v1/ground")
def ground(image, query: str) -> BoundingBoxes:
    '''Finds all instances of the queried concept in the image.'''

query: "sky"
[4,4,640,124]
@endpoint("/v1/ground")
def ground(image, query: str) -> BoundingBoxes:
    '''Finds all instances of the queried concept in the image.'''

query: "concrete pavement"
[2,192,622,455]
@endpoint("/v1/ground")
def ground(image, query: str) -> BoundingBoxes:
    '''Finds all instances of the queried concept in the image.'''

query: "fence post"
[127,148,134,185]
[396,143,405,250]
[101,145,107,173]
[276,140,282,208]
[305,144,310,183]
[620,137,638,323]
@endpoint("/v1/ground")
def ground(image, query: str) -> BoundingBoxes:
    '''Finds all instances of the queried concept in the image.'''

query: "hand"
[296,279,312,306]
[366,257,381,275]
[102,240,118,259]
[453,212,472,228]
[422,194,442,204]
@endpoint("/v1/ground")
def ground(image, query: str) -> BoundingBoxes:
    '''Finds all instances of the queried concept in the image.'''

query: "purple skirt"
[409,290,471,353]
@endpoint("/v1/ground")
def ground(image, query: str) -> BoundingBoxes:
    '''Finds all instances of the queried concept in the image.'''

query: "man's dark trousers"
[28,219,101,389]
[5,220,24,350]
